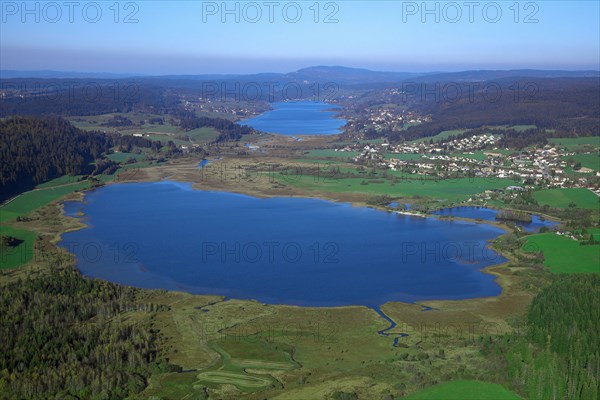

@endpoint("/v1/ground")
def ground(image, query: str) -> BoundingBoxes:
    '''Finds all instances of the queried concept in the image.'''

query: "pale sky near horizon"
[1,1,599,74]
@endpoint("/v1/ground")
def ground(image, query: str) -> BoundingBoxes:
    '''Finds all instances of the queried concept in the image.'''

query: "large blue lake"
[241,101,346,135]
[60,182,507,307]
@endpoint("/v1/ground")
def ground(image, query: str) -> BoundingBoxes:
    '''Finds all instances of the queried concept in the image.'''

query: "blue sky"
[1,1,599,74]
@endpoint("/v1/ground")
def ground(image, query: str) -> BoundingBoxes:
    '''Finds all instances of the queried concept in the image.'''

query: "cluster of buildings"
[389,134,499,154]
[343,107,428,134]
[340,137,599,190]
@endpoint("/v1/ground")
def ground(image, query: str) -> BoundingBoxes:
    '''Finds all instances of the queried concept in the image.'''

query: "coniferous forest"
[0,116,111,201]
[0,263,177,399]
[484,275,600,400]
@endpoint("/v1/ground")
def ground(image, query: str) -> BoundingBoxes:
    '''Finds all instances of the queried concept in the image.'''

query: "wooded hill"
[0,116,111,201]
[484,274,599,400]
[381,78,600,142]
[0,263,178,399]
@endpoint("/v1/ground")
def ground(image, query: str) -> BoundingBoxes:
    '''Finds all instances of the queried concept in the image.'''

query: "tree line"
[0,263,179,399]
[0,116,111,201]
[483,274,599,400]
[385,78,600,143]
[178,114,254,142]
[0,79,173,117]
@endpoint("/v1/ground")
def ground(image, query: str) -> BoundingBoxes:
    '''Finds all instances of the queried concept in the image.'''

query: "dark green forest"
[383,78,600,142]
[178,114,254,142]
[0,114,250,202]
[0,262,177,400]
[483,274,600,400]
[0,80,175,117]
[0,116,111,201]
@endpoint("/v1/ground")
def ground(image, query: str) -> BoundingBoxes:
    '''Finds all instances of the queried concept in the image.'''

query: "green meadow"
[0,225,36,269]
[185,127,221,143]
[304,149,360,159]
[332,138,385,146]
[70,112,179,133]
[407,125,537,146]
[533,188,599,210]
[522,233,600,274]
[562,153,600,171]
[548,137,600,151]
[0,181,94,268]
[276,174,514,201]
[409,129,467,144]
[106,151,147,163]
[70,113,220,145]
[508,125,537,132]
[384,153,426,161]
[34,175,86,189]
[402,380,522,400]
[0,181,92,223]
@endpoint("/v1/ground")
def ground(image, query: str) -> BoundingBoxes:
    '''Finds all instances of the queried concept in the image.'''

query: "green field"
[106,152,147,162]
[185,127,221,143]
[509,125,537,132]
[149,134,189,147]
[71,112,223,146]
[196,371,272,389]
[402,380,521,399]
[409,129,467,144]
[114,161,155,175]
[276,174,514,201]
[35,175,86,189]
[562,153,600,171]
[0,226,36,269]
[294,158,345,166]
[332,138,385,145]
[384,153,426,161]
[70,113,179,133]
[548,137,600,151]
[533,188,599,210]
[305,149,360,159]
[522,233,600,274]
[0,181,92,223]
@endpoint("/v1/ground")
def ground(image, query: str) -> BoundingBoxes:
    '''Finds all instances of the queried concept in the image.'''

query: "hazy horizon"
[2,64,600,79]
[2,1,599,75]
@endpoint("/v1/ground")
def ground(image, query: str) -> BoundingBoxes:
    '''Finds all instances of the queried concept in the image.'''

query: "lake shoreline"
[0,170,529,351]
[58,175,519,310]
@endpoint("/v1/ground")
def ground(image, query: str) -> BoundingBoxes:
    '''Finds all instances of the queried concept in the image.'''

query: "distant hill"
[284,66,421,84]
[409,69,600,83]
[4,66,597,83]
[2,67,599,117]
[151,67,600,84]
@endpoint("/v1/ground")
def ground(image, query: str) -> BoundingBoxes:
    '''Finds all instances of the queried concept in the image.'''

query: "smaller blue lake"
[241,102,346,136]
[431,207,559,232]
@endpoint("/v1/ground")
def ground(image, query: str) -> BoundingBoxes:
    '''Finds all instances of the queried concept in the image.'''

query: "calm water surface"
[241,101,346,135]
[61,182,507,307]
[431,206,558,232]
